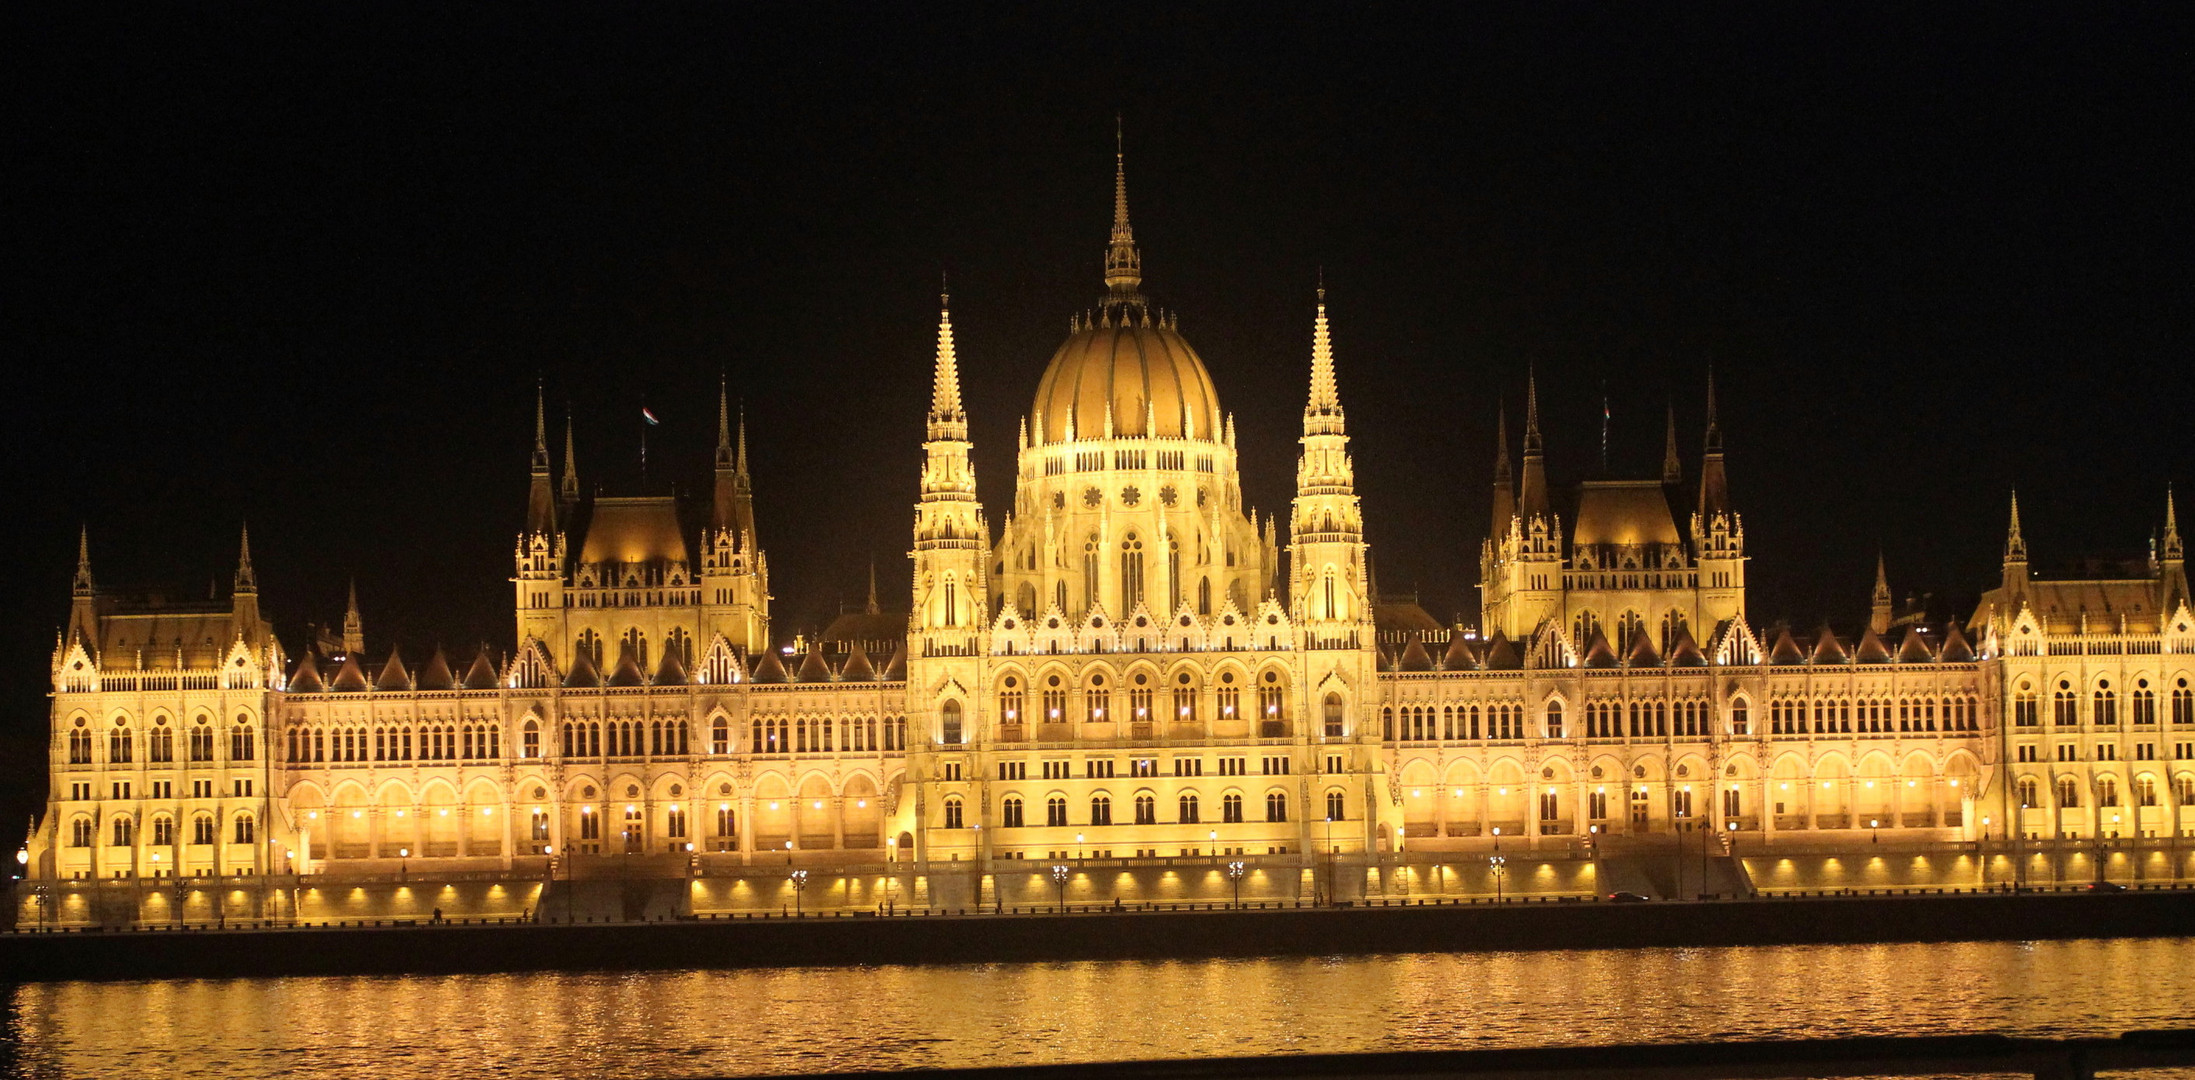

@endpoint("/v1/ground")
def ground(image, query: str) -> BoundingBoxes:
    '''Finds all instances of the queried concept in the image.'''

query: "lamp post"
[1226,860,1246,908]
[1323,814,1336,907]
[399,847,409,883]
[1051,863,1069,910]
[886,836,898,915]
[1077,833,1085,863]
[790,868,809,916]
[1489,854,1507,903]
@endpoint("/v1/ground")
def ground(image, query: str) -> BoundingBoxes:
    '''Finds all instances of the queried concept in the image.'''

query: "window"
[1086,677,1111,724]
[230,718,255,761]
[1002,797,1024,828]
[233,814,255,845]
[1173,676,1197,725]
[2138,776,2158,806]
[2178,774,2195,804]
[2054,684,2077,726]
[2175,680,2194,725]
[2095,685,2118,726]
[112,816,134,847]
[109,724,133,764]
[666,806,687,840]
[521,719,541,759]
[998,761,1028,780]
[2055,777,2080,808]
[68,723,92,764]
[2014,687,2039,727]
[1729,700,1749,736]
[1588,790,1608,819]
[189,723,214,762]
[1223,793,1244,823]
[1047,796,1069,827]
[1217,682,1241,721]
[152,816,174,846]
[1131,758,1156,778]
[1089,795,1112,826]
[1326,790,1345,821]
[70,817,94,847]
[1134,794,1156,825]
[1042,676,1067,723]
[2017,778,2039,808]
[941,701,964,745]
[999,677,1024,726]
[579,808,601,840]
[1323,693,1344,737]
[1544,701,1564,739]
[1539,790,1560,821]
[2135,683,2158,725]
[1120,534,1144,613]
[1265,792,1288,822]
[1179,793,1200,823]
[2098,777,2120,807]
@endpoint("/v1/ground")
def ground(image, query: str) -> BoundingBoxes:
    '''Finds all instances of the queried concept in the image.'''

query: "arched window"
[2054,682,2078,726]
[1544,701,1564,739]
[1046,796,1068,827]
[1179,793,1200,823]
[151,815,174,847]
[1167,536,1182,613]
[1223,793,1244,823]
[1265,791,1288,822]
[1172,672,1197,724]
[67,721,91,764]
[189,722,214,762]
[998,677,1023,726]
[1324,693,1345,737]
[943,796,964,829]
[1042,675,1067,723]
[1086,675,1111,723]
[2055,777,2080,808]
[150,719,173,763]
[1730,699,1749,735]
[230,717,255,761]
[2137,776,2158,806]
[2095,683,2118,725]
[1082,535,1101,612]
[111,816,134,847]
[1614,611,1646,654]
[1381,706,1395,741]
[2098,777,2121,807]
[1326,790,1346,821]
[1089,794,1112,826]
[711,717,731,755]
[70,817,95,848]
[233,813,256,844]
[1001,796,1024,828]
[1135,793,1156,825]
[2016,777,2039,808]
[109,723,133,764]
[192,814,216,845]
[620,627,648,672]
[1198,577,1212,615]
[2014,685,2039,727]
[1258,672,1285,735]
[2134,683,2158,725]
[2174,679,2194,725]
[940,700,964,745]
[1574,610,1601,646]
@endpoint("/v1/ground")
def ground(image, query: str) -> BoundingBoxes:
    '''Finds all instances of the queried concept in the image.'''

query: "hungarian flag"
[641,407,660,426]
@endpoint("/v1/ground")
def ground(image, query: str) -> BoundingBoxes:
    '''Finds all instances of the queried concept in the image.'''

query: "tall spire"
[559,412,580,506]
[715,376,734,470]
[1661,402,1682,485]
[235,522,257,593]
[525,382,557,537]
[2165,486,2182,561]
[1491,404,1515,537]
[2004,488,2028,564]
[2162,486,2188,613]
[709,378,751,540]
[1303,282,1344,435]
[1518,367,1549,520]
[735,407,750,480]
[928,287,966,439]
[1869,550,1893,634]
[342,579,364,656]
[73,525,94,596]
[1102,116,1143,302]
[866,558,880,616]
[1697,369,1731,520]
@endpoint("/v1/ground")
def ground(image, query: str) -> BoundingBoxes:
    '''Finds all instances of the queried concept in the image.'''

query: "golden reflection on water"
[10,938,2195,1079]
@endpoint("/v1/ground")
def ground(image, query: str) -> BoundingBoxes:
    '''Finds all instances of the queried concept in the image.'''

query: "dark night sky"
[4,7,2191,843]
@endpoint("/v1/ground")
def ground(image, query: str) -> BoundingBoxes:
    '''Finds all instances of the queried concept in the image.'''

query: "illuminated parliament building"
[25,147,2195,920]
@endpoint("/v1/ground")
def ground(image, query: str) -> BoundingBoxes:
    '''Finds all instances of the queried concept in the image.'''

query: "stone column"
[832,796,847,851]
[738,795,756,865]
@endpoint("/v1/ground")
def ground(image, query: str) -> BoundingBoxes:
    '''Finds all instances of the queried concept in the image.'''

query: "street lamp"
[1227,860,1246,907]
[1076,833,1085,861]
[1051,863,1069,910]
[790,869,809,916]
[1489,854,1507,903]
[886,837,898,914]
[398,847,409,883]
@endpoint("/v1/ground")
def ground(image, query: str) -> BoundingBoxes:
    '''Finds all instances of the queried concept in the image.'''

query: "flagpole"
[641,401,648,488]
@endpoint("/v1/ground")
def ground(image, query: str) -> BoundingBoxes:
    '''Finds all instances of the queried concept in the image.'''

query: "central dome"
[1032,317,1221,444]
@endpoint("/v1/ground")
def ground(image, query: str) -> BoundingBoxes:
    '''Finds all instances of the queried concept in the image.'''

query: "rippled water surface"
[9,938,2195,1078]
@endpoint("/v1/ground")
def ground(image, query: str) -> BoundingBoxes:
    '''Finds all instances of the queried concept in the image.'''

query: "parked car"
[1607,891,1651,903]
[2087,881,2128,893]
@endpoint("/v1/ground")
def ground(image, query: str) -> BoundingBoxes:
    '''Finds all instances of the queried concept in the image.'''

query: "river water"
[7,937,2195,1079]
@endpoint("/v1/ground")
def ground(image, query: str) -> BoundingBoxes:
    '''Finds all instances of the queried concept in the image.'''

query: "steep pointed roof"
[1581,628,1619,668]
[881,639,908,681]
[750,649,789,684]
[1854,627,1893,663]
[375,650,412,691]
[654,643,689,686]
[463,647,501,690]
[1625,629,1662,668]
[1484,633,1522,670]
[418,647,457,690]
[1398,636,1435,672]
[289,650,325,692]
[795,645,832,683]
[1442,632,1480,671]
[1303,283,1344,436]
[1667,626,1706,666]
[1811,627,1849,664]
[1894,626,1933,663]
[607,645,647,687]
[929,289,966,436]
[330,653,370,692]
[1939,622,1976,663]
[1768,627,1806,665]
[838,641,876,681]
[564,645,603,689]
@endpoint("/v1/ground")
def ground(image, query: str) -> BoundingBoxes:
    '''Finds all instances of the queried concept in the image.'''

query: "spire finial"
[2166,485,2183,560]
[1662,401,1682,485]
[342,578,364,656]
[561,411,579,501]
[531,379,550,473]
[2005,487,2028,564]
[1494,401,1512,481]
[235,522,256,592]
[1703,366,1723,453]
[736,406,749,479]
[866,558,880,616]
[1523,364,1543,455]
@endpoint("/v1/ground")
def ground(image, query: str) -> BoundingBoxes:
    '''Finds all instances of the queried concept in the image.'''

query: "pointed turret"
[1697,369,1730,520]
[1869,552,1894,635]
[866,559,880,616]
[1661,403,1682,486]
[231,523,261,641]
[234,523,257,594]
[342,580,364,656]
[928,289,967,440]
[1303,282,1344,436]
[525,381,557,538]
[2161,486,2188,613]
[67,525,97,650]
[912,285,988,640]
[709,378,752,541]
[559,412,580,514]
[2001,488,2029,598]
[1518,367,1549,520]
[1490,405,1514,537]
[1290,285,1371,648]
